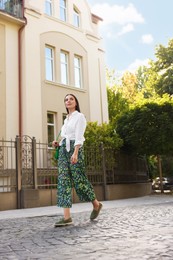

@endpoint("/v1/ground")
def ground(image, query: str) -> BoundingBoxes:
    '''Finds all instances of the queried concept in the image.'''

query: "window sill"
[44,80,86,92]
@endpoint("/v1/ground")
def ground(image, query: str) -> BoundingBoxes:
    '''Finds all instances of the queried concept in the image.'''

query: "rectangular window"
[74,56,82,88]
[47,112,56,147]
[45,46,54,81]
[45,0,52,16]
[60,51,69,85]
[73,7,80,27]
[60,0,66,21]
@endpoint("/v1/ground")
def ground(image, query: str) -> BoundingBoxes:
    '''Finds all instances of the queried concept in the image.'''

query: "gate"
[15,135,37,208]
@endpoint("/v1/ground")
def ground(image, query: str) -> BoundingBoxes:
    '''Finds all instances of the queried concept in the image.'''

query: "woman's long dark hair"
[64,94,81,114]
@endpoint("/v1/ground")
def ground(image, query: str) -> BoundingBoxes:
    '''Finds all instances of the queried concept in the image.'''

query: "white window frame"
[73,6,80,27]
[45,0,52,16]
[60,0,67,21]
[45,46,54,81]
[74,55,82,88]
[60,51,69,85]
[47,112,56,147]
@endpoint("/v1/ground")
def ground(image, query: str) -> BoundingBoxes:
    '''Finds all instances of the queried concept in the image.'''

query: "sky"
[87,0,173,74]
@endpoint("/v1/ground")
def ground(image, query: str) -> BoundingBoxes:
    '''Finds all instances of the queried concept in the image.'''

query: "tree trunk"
[157,155,164,193]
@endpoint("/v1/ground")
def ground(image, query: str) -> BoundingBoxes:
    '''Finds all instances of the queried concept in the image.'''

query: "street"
[0,195,173,259]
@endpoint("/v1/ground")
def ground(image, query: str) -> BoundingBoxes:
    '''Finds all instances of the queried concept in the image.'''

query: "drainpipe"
[17,0,27,209]
[18,0,27,137]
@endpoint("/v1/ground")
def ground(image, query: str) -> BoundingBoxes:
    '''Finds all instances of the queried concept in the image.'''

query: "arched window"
[45,0,52,16]
[73,6,80,27]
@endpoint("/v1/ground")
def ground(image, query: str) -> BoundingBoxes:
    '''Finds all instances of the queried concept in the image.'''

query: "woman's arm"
[71,113,86,164]
[70,144,80,164]
[74,113,87,147]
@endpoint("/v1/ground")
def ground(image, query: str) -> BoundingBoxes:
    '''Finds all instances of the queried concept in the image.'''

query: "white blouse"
[59,111,87,152]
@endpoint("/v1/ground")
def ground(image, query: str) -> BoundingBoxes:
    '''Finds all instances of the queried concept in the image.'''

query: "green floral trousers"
[57,140,96,208]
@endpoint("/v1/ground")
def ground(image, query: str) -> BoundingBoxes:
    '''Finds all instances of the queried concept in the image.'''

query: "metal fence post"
[100,142,108,200]
[32,137,37,189]
[15,135,22,209]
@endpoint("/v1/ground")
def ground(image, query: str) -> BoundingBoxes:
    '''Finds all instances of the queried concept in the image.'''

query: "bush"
[84,122,123,149]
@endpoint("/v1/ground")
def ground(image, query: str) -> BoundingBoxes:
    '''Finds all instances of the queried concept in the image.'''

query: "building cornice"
[25,7,41,18]
[91,13,103,24]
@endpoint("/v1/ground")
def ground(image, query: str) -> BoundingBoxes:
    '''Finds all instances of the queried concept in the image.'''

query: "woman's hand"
[70,153,78,164]
[70,145,80,164]
[52,141,59,148]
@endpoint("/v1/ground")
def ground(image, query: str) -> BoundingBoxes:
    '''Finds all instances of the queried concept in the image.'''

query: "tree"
[116,102,173,155]
[106,69,130,125]
[105,39,173,188]
[154,39,173,95]
[121,71,137,102]
[85,121,123,149]
[135,63,158,99]
[107,87,129,125]
[138,39,173,96]
[116,101,173,191]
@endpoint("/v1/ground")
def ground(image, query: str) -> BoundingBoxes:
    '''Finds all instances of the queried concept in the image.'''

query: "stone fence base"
[0,182,152,211]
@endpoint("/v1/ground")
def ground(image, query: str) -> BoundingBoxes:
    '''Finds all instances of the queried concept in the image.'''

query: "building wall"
[0,23,6,138]
[21,0,109,142]
[0,14,24,139]
[40,31,90,142]
[0,0,108,141]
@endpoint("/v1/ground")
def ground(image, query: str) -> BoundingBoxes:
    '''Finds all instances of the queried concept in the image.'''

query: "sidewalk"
[1,194,173,260]
[0,194,173,220]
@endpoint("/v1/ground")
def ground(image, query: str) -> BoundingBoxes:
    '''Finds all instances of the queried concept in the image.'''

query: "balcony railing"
[0,0,23,19]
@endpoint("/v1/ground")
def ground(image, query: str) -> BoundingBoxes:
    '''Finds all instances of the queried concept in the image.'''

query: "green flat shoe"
[90,203,103,220]
[54,217,73,227]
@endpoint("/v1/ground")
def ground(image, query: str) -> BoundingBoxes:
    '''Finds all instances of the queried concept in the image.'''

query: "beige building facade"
[0,3,25,139]
[0,0,109,143]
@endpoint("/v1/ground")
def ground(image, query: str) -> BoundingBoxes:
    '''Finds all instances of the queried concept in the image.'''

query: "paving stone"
[0,195,173,259]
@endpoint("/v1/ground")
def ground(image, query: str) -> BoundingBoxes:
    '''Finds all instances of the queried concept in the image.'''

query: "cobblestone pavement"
[0,195,173,260]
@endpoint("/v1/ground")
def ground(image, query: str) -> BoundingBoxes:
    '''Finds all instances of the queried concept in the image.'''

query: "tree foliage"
[121,71,138,101]
[85,121,123,149]
[105,39,173,179]
[116,102,173,156]
[107,87,129,125]
[139,39,173,96]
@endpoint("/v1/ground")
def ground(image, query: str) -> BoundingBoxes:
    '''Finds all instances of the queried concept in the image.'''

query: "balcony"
[0,0,23,19]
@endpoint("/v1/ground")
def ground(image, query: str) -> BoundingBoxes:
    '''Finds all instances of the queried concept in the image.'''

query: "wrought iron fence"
[105,150,148,184]
[0,137,149,193]
[36,141,57,189]
[0,0,23,18]
[84,145,103,185]
[0,139,16,192]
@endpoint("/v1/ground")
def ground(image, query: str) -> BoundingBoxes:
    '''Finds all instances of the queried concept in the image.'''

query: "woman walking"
[53,94,102,227]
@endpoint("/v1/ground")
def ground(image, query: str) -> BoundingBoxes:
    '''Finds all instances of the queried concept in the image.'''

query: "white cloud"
[141,34,154,44]
[91,3,145,25]
[105,24,134,39]
[127,59,150,72]
[106,31,114,39]
[117,23,134,36]
[110,59,150,79]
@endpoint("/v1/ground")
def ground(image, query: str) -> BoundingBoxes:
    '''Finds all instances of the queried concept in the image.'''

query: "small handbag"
[54,131,61,161]
[54,146,60,160]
